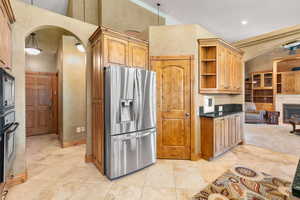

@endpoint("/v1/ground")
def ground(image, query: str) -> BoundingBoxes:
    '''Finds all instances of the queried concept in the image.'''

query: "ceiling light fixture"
[25,33,42,55]
[25,0,42,56]
[75,43,85,53]
[241,20,248,25]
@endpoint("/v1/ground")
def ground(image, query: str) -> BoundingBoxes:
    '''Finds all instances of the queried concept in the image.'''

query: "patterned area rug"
[193,166,291,200]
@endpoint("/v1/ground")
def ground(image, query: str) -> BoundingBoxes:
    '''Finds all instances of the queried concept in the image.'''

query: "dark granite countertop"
[200,111,244,118]
[199,104,243,118]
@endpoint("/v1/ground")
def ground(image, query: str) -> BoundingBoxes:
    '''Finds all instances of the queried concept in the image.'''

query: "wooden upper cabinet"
[128,42,149,69]
[282,72,295,94]
[103,36,129,66]
[0,0,15,69]
[90,27,149,69]
[198,38,243,94]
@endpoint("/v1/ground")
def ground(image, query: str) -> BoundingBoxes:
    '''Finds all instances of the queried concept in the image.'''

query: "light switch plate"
[76,127,81,133]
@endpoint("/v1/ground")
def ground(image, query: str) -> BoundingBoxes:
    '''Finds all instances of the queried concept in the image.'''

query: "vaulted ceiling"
[20,0,69,16]
[139,0,300,42]
[20,0,300,42]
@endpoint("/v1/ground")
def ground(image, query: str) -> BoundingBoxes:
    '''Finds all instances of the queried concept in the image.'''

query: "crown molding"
[1,0,15,23]
[233,25,300,48]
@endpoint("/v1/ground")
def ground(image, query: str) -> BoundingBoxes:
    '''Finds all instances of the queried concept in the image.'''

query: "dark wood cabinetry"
[201,113,243,160]
[0,0,15,69]
[89,27,149,174]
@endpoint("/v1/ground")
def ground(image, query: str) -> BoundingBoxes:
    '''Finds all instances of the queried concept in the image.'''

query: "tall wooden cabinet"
[89,27,149,174]
[0,0,15,69]
[198,38,243,94]
[201,113,243,160]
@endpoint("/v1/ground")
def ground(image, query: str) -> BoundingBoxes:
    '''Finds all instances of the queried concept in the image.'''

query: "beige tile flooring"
[6,133,299,200]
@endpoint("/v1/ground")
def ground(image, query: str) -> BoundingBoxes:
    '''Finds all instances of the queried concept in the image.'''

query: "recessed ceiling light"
[241,20,248,25]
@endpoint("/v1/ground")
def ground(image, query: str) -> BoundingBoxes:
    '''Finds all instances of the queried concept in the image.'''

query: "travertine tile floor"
[6,133,299,200]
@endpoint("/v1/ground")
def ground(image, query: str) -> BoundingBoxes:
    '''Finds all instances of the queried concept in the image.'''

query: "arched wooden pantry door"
[151,56,193,160]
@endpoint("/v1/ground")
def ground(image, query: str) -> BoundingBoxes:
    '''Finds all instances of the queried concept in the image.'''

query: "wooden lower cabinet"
[201,113,243,160]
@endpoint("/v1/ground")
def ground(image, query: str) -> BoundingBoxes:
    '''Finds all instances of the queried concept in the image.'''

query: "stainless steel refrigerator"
[104,66,156,179]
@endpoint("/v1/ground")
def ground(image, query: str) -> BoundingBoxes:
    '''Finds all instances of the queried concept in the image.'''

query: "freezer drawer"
[106,129,156,179]
[138,130,156,168]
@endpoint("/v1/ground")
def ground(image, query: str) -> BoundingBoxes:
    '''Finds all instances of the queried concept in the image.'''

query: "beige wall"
[25,28,71,73]
[149,24,244,155]
[60,35,86,143]
[10,0,97,176]
[26,53,57,73]
[67,0,165,40]
[101,0,165,34]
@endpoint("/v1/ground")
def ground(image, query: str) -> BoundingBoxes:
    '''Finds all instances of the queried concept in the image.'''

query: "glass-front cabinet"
[252,72,273,89]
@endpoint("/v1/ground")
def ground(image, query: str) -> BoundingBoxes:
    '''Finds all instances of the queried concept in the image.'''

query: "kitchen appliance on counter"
[104,66,156,180]
[0,68,18,183]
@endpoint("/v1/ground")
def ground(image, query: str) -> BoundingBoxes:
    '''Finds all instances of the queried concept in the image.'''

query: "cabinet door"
[91,40,105,174]
[234,114,242,144]
[294,71,300,94]
[103,35,128,67]
[225,49,232,90]
[0,4,7,67]
[214,118,222,155]
[253,73,262,89]
[282,72,295,94]
[236,56,242,92]
[128,42,148,69]
[218,45,227,90]
[229,52,236,91]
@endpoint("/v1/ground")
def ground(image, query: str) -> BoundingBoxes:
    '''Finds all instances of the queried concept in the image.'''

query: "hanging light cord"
[157,3,160,25]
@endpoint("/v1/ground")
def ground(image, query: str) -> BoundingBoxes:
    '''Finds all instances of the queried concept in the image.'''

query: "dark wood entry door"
[26,72,58,137]
[151,56,192,160]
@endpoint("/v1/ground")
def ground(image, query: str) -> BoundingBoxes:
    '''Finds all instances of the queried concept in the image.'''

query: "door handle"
[6,122,19,135]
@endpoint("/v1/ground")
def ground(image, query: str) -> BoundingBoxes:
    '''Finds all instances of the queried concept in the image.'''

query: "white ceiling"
[138,0,300,42]
[20,0,69,15]
[20,0,300,42]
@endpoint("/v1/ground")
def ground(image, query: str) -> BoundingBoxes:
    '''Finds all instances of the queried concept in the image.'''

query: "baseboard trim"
[7,170,28,188]
[62,139,86,148]
[191,153,202,161]
[85,154,93,163]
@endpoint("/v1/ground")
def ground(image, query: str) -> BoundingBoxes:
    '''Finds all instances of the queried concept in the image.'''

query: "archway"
[25,26,87,145]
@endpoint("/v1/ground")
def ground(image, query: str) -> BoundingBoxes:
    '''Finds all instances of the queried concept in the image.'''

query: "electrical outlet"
[219,106,223,112]
[76,127,81,133]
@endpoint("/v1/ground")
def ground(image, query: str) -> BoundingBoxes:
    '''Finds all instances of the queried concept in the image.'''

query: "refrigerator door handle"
[134,71,142,123]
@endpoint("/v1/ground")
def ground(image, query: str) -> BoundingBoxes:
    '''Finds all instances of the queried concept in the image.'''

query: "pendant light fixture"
[157,3,161,25]
[25,33,42,55]
[75,42,86,53]
[25,0,42,55]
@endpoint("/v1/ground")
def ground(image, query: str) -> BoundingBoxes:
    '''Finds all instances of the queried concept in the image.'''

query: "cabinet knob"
[185,113,190,117]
